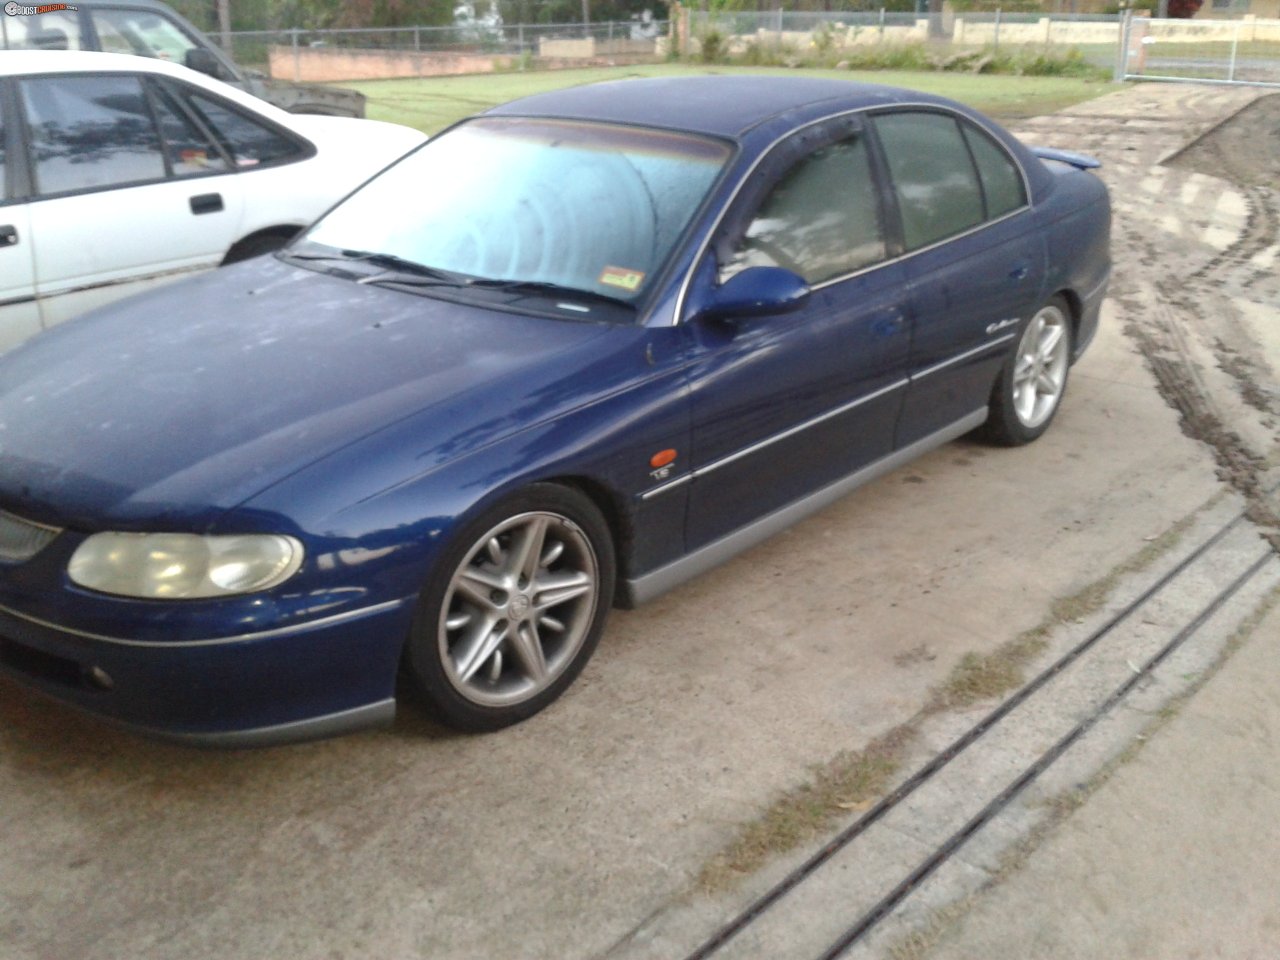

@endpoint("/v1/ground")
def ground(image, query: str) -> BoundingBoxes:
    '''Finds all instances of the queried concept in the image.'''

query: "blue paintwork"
[0,77,1111,744]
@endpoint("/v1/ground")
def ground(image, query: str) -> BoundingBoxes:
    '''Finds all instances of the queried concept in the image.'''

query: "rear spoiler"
[1031,146,1102,170]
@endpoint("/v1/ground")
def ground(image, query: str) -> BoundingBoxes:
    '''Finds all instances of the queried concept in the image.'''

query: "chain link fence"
[217,20,667,80]
[1119,13,1280,85]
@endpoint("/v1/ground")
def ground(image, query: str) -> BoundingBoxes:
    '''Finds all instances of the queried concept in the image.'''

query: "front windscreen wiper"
[465,278,634,311]
[281,247,470,287]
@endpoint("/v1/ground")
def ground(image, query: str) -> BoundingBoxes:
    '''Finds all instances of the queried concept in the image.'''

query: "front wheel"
[403,484,615,732]
[983,298,1073,446]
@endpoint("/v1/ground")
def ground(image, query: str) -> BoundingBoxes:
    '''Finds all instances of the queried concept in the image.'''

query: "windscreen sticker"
[599,266,645,292]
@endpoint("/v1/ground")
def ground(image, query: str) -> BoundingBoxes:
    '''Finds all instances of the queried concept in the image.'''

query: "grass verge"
[343,64,1117,133]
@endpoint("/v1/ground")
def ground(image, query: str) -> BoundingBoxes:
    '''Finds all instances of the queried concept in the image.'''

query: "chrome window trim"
[672,102,1033,326]
[639,377,909,501]
[0,596,408,648]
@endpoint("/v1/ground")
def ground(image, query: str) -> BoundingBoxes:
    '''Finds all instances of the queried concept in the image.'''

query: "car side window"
[0,106,7,200]
[91,8,201,64]
[21,75,165,196]
[873,112,984,252]
[961,122,1027,220]
[150,86,230,177]
[184,94,302,167]
[2,10,86,50]
[723,136,886,285]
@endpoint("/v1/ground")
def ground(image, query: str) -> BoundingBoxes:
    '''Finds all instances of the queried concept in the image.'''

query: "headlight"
[68,532,304,600]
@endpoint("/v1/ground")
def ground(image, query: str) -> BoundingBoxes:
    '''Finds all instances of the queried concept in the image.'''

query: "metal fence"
[218,20,667,77]
[1118,13,1280,86]
[687,9,1124,68]
[687,9,1280,86]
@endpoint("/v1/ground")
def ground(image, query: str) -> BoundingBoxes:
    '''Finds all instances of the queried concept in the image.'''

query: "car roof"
[485,75,958,139]
[54,0,178,6]
[0,49,196,78]
[0,51,292,120]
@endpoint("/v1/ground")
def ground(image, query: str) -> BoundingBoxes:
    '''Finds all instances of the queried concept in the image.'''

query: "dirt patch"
[1166,93,1280,189]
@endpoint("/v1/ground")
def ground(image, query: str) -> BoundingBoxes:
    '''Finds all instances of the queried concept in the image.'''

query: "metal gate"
[1119,11,1280,87]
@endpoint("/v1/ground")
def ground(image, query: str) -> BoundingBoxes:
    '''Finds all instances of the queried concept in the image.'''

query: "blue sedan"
[0,76,1110,745]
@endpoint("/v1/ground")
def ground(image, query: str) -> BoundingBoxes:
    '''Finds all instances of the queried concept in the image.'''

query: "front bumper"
[0,596,414,747]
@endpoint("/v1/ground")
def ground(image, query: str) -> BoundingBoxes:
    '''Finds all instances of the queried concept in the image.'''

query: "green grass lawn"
[343,64,1118,134]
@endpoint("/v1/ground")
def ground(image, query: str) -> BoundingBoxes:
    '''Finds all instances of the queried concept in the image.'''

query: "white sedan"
[0,51,426,352]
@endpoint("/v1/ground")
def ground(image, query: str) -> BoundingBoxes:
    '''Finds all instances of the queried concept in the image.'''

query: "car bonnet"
[0,256,611,531]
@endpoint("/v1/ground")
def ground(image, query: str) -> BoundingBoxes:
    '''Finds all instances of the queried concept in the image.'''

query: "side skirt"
[618,408,989,608]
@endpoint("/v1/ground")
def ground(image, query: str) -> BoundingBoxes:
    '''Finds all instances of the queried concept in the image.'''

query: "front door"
[681,122,911,551]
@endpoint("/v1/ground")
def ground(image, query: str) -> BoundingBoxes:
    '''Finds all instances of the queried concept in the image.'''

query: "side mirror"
[694,266,810,323]
[184,48,223,77]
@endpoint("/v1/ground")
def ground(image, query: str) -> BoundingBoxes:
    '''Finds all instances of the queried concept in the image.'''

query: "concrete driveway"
[2,84,1275,960]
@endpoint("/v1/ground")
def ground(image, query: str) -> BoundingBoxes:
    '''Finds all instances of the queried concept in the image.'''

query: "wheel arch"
[1052,287,1084,356]
[221,225,306,266]
[536,474,636,590]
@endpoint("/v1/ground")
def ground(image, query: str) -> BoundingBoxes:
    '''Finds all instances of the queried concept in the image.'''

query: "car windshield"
[301,117,732,310]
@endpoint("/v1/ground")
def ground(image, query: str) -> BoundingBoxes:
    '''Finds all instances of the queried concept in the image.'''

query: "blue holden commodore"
[0,76,1110,745]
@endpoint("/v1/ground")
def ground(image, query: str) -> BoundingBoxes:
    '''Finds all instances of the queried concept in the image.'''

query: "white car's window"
[91,8,200,62]
[961,122,1027,220]
[2,10,86,50]
[184,94,302,167]
[21,75,165,195]
[152,87,230,176]
[724,137,886,286]
[874,112,985,252]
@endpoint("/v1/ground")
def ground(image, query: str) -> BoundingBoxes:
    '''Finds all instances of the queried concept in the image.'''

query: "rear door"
[18,71,246,327]
[871,110,1046,448]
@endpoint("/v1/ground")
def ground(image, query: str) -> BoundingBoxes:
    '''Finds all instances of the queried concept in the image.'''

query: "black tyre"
[403,483,615,732]
[983,297,1073,446]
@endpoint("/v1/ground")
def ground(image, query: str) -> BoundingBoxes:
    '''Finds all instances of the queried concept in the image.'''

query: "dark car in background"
[0,0,365,117]
[0,77,1111,746]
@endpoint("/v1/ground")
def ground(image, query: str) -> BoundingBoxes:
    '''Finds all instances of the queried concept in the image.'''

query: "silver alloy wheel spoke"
[439,510,599,707]
[509,621,548,682]
[534,571,593,610]
[456,616,505,683]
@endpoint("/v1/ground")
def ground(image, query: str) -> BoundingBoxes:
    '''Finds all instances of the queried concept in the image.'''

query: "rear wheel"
[983,297,1073,446]
[404,484,615,732]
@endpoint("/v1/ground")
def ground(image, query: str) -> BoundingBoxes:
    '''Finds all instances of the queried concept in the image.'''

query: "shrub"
[698,28,727,63]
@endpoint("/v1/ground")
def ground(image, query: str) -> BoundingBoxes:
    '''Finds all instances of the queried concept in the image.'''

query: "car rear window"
[873,111,985,252]
[961,122,1027,220]
[185,94,302,167]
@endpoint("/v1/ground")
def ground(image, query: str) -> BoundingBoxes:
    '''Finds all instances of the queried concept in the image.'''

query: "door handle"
[189,193,224,215]
[0,225,17,248]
